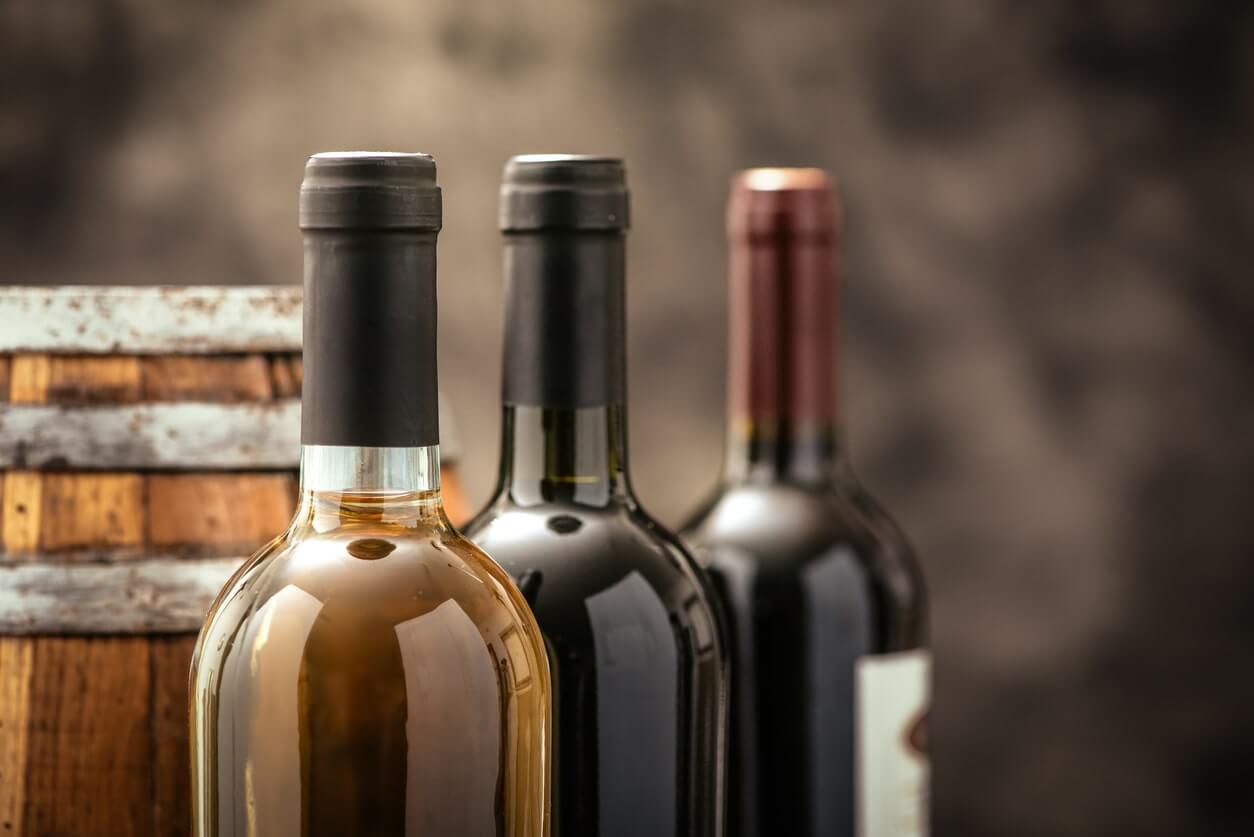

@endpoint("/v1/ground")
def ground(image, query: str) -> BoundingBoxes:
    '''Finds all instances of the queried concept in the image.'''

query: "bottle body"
[684,459,927,837]
[466,410,725,837]
[191,466,550,836]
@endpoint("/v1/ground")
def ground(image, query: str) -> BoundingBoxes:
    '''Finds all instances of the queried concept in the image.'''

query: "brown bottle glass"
[189,152,550,837]
[683,169,930,837]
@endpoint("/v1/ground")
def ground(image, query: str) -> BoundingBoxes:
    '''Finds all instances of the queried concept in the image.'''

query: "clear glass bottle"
[190,152,550,837]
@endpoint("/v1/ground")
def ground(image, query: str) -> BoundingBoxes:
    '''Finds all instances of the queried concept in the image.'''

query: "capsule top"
[300,151,442,231]
[728,166,840,241]
[500,154,629,232]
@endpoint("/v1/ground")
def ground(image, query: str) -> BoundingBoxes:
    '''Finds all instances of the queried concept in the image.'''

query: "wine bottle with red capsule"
[683,168,929,837]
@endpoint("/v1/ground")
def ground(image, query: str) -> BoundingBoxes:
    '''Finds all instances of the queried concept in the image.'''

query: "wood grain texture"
[0,287,302,354]
[2,473,42,554]
[21,638,153,836]
[148,473,294,548]
[151,635,197,837]
[289,357,303,391]
[142,356,273,403]
[39,472,144,552]
[44,356,143,404]
[0,558,244,634]
[7,357,50,405]
[0,296,309,835]
[0,400,301,470]
[0,638,32,835]
[268,355,301,399]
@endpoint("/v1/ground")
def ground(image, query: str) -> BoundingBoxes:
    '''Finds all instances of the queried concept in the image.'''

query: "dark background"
[3,2,1252,834]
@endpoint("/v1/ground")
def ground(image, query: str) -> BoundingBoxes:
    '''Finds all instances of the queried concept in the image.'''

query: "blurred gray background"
[3,1,1252,834]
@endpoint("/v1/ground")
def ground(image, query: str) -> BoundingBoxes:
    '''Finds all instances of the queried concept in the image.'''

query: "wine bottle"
[464,155,727,837]
[683,168,929,837]
[190,152,551,837]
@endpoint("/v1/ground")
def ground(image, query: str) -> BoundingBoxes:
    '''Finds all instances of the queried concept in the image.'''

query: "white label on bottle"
[856,649,931,837]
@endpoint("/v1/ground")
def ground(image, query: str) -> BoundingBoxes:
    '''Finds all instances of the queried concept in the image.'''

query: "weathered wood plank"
[2,473,42,554]
[0,400,301,469]
[151,635,197,837]
[22,638,152,835]
[0,558,245,634]
[148,473,295,548]
[268,355,301,399]
[0,286,302,354]
[289,356,303,389]
[7,356,50,404]
[44,356,143,404]
[0,638,33,835]
[142,356,275,403]
[39,472,145,552]
[0,356,10,403]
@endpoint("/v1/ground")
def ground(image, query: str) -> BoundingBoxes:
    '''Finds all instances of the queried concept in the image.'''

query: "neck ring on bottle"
[300,445,441,494]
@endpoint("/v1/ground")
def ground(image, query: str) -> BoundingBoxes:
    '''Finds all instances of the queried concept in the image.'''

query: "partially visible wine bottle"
[190,152,550,837]
[465,155,727,837]
[683,168,929,837]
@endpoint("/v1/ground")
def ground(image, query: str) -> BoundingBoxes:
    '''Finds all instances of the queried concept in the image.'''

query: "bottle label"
[856,649,931,837]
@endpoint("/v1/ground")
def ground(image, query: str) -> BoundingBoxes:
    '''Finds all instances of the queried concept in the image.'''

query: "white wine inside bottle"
[189,152,550,837]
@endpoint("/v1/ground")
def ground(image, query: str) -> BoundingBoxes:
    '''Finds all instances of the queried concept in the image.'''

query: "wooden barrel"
[0,286,468,836]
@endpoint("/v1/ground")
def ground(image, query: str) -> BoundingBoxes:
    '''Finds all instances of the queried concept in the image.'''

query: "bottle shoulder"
[466,500,714,612]
[685,481,923,585]
[469,499,691,561]
[684,481,927,647]
[685,480,853,541]
[198,522,542,659]
[465,500,724,667]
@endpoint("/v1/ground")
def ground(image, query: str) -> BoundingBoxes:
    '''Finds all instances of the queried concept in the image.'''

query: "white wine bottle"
[190,152,551,837]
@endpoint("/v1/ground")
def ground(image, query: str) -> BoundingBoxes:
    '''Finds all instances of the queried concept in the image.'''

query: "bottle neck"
[724,233,843,486]
[722,420,847,486]
[299,227,446,517]
[300,445,442,494]
[301,229,441,449]
[494,405,630,508]
[495,230,631,508]
[501,231,626,407]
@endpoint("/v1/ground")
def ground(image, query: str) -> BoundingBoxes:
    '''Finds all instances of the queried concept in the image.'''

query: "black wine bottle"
[465,155,727,837]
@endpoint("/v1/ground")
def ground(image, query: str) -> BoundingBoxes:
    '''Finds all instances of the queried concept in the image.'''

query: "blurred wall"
[3,1,1253,834]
